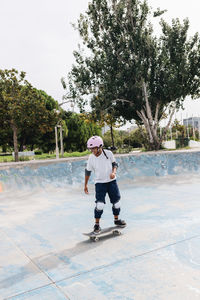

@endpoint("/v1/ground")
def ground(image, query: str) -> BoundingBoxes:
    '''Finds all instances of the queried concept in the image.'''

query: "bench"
[12,151,35,157]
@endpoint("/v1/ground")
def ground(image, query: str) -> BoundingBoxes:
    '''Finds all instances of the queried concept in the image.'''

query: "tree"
[63,111,101,152]
[123,128,145,148]
[0,69,59,161]
[68,0,200,150]
[80,106,124,148]
[16,89,60,151]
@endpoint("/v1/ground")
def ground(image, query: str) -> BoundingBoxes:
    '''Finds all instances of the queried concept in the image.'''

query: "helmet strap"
[102,148,108,159]
[97,147,101,153]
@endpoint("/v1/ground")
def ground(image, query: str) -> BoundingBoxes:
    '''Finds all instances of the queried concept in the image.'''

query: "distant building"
[127,125,138,133]
[183,117,200,130]
[102,125,110,135]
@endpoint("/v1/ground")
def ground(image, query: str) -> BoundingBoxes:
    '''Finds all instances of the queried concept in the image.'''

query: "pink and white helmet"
[87,136,103,149]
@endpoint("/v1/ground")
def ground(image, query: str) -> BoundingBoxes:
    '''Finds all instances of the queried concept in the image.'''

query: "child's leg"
[94,201,105,233]
[94,202,105,220]
[107,180,121,219]
[95,218,100,225]
[94,183,107,224]
[108,181,126,227]
[112,201,121,220]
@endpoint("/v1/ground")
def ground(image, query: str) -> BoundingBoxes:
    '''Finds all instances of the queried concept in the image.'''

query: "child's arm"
[110,162,118,179]
[84,169,91,194]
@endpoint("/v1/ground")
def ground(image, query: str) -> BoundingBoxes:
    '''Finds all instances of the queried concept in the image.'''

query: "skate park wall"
[0,150,200,192]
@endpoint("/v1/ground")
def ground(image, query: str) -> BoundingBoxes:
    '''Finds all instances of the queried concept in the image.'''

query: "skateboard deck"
[83,225,126,242]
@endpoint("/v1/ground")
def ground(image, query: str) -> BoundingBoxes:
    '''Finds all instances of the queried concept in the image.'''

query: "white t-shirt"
[86,149,116,183]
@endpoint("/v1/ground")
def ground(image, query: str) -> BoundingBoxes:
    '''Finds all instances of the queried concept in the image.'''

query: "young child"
[84,135,126,234]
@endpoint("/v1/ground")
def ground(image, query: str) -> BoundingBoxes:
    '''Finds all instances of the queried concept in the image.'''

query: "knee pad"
[113,201,121,209]
[96,202,105,211]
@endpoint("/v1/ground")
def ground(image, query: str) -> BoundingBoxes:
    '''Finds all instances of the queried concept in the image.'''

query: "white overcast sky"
[1,0,200,122]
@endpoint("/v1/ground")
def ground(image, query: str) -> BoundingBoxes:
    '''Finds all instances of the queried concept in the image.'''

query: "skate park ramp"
[0,150,200,299]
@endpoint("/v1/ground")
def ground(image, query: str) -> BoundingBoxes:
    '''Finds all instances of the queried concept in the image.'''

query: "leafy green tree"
[103,128,144,149]
[103,129,123,149]
[80,108,124,149]
[99,112,122,149]
[17,89,60,151]
[68,0,200,150]
[123,129,145,148]
[63,111,101,151]
[0,69,59,161]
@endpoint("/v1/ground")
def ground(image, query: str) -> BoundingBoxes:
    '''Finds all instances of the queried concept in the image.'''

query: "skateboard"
[83,225,126,242]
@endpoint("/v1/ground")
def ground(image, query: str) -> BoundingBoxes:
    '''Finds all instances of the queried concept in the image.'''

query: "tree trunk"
[137,110,162,150]
[19,136,26,152]
[2,145,7,153]
[113,83,176,151]
[110,124,115,149]
[11,123,19,162]
[136,83,176,150]
[60,125,64,157]
[136,82,175,151]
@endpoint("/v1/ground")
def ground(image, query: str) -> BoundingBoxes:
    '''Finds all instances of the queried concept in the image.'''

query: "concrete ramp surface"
[0,151,200,299]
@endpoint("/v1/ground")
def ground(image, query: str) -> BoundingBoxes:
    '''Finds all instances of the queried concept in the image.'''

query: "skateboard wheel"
[113,230,121,236]
[90,237,99,242]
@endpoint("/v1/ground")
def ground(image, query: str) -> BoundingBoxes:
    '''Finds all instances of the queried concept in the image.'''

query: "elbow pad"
[85,169,91,176]
[112,162,118,168]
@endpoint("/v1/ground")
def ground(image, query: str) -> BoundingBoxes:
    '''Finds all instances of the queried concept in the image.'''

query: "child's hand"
[84,186,89,194]
[110,172,116,179]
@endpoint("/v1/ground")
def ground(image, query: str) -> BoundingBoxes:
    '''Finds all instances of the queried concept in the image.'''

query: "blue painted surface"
[0,150,200,299]
[0,151,200,191]
[8,285,68,300]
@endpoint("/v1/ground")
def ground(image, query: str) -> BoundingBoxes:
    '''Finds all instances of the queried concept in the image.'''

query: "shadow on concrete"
[0,233,119,291]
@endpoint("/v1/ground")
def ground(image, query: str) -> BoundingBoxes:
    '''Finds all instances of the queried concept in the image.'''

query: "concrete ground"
[0,171,200,299]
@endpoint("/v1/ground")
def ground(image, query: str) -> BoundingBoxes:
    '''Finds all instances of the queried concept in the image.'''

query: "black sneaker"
[93,224,101,234]
[114,219,126,227]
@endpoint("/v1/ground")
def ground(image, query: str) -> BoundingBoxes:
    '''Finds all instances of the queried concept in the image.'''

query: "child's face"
[90,147,101,157]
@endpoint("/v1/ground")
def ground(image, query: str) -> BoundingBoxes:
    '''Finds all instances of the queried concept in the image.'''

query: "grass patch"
[34,153,56,160]
[0,155,14,163]
[0,151,90,163]
[63,150,89,157]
